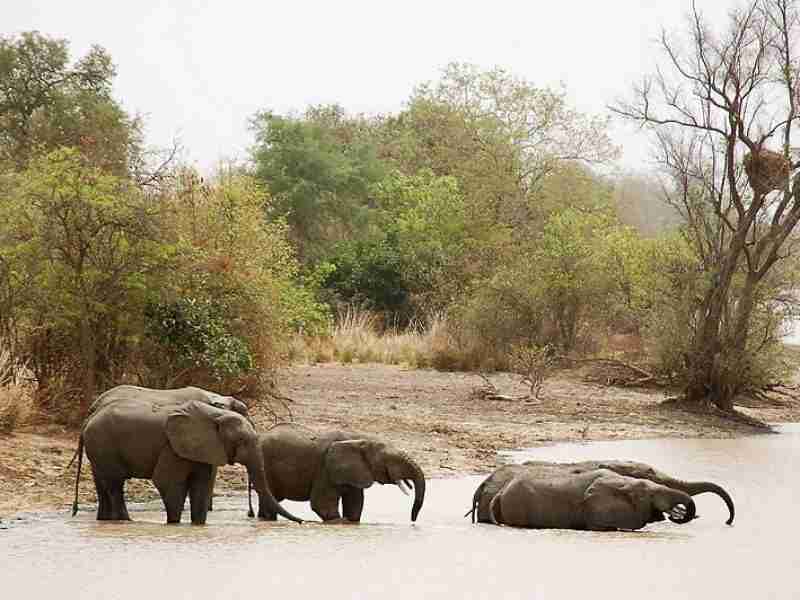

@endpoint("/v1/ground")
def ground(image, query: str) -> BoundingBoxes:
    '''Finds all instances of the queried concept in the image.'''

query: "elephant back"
[83,397,173,478]
[259,425,325,500]
[474,464,531,522]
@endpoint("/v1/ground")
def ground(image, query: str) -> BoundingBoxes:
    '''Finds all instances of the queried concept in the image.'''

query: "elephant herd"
[72,385,736,533]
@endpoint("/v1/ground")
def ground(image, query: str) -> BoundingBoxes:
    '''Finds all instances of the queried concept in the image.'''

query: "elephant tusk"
[396,480,411,496]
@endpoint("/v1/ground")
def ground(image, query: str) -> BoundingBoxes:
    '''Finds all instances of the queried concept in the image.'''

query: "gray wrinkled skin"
[467,460,734,527]
[256,424,426,522]
[73,385,301,524]
[486,468,696,531]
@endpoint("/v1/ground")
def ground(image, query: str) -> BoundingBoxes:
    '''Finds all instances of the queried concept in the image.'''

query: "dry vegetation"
[0,384,33,434]
[3,359,799,518]
[0,348,33,434]
[289,306,451,368]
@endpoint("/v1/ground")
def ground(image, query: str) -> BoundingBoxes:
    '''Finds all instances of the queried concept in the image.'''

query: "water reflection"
[4,426,799,599]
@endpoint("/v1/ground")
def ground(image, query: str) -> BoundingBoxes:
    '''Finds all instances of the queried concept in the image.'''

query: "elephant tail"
[247,477,254,518]
[464,481,484,523]
[71,434,84,517]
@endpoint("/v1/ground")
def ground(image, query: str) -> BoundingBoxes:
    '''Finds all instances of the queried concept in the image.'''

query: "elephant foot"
[258,512,277,521]
[322,517,358,525]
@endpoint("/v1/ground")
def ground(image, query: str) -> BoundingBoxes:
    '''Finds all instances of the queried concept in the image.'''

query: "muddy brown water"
[3,425,799,599]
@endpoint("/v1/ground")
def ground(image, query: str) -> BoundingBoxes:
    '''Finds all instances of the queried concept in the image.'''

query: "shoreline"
[1,362,797,517]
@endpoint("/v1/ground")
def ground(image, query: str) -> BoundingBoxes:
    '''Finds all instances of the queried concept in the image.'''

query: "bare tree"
[612,0,800,410]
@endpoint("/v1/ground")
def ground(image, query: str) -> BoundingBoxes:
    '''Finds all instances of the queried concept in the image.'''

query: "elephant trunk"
[393,453,426,522]
[670,496,696,524]
[247,440,303,524]
[658,489,696,524]
[663,478,734,525]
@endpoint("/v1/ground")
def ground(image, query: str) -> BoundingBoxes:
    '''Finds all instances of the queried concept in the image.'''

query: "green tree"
[0,31,137,171]
[612,0,800,409]
[324,170,470,321]
[249,104,387,262]
[0,148,161,411]
[384,63,618,233]
[149,168,328,389]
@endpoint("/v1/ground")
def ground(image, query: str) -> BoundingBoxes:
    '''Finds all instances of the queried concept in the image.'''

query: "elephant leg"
[153,446,192,524]
[341,488,364,522]
[91,467,113,520]
[207,466,217,512]
[108,479,131,521]
[189,464,213,525]
[310,481,342,521]
[95,476,129,521]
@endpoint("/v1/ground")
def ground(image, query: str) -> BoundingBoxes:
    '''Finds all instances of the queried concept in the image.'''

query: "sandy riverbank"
[1,362,797,517]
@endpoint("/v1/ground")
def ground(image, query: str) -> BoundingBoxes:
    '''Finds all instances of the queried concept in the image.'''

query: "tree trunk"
[79,311,96,417]
[684,258,739,410]
[685,268,758,412]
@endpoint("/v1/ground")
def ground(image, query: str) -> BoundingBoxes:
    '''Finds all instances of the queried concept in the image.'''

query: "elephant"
[74,385,303,524]
[466,460,735,526]
[72,385,254,516]
[255,424,426,523]
[487,468,697,531]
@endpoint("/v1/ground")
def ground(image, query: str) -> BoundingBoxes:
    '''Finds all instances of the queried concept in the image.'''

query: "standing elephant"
[256,424,426,522]
[75,385,302,524]
[467,460,735,525]
[73,385,254,516]
[488,468,696,531]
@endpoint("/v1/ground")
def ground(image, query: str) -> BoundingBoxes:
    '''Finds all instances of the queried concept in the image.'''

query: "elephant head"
[166,400,302,523]
[198,389,250,420]
[584,474,698,530]
[326,439,426,522]
[596,461,733,525]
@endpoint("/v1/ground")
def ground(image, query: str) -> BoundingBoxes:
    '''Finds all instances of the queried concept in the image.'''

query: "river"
[3,425,799,599]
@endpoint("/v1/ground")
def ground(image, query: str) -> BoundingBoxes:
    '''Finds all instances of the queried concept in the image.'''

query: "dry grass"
[291,306,454,368]
[0,345,35,433]
[289,305,520,371]
[0,384,33,434]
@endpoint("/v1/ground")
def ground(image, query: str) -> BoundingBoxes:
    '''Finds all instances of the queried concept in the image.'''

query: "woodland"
[2,0,800,430]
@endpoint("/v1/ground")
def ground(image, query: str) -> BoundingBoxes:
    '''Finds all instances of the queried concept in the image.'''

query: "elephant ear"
[166,400,229,466]
[326,440,374,488]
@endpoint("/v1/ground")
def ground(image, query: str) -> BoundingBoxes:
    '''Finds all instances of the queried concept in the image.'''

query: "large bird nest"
[743,149,791,194]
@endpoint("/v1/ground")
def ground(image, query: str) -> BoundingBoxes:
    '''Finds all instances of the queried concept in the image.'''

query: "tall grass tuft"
[291,305,520,371]
[291,305,443,367]
[0,347,33,433]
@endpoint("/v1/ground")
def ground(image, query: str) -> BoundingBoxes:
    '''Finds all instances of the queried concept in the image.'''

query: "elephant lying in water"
[74,385,302,524]
[467,460,735,528]
[256,424,426,522]
[488,468,696,530]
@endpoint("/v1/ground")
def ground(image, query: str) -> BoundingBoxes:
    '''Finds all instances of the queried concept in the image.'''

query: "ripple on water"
[3,429,799,599]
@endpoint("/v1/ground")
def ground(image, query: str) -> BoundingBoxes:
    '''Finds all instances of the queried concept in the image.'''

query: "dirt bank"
[2,363,798,517]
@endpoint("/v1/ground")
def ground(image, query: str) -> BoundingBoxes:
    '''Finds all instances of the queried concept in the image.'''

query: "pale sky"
[7,0,736,173]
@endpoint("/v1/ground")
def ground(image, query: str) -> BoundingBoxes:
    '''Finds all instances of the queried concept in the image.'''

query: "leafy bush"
[145,168,326,392]
[145,298,253,380]
[0,148,162,409]
[323,170,470,324]
[640,232,800,390]
[323,236,408,320]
